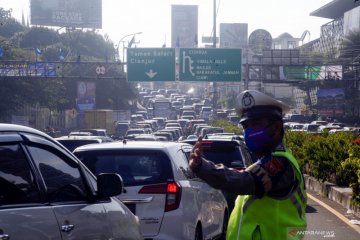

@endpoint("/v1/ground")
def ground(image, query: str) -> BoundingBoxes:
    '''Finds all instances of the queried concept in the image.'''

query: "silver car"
[74,140,229,240]
[0,124,143,240]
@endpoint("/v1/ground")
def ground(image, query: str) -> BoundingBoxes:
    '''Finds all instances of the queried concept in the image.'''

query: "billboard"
[30,0,102,28]
[220,23,248,48]
[279,65,342,81]
[316,88,345,117]
[171,5,198,48]
[76,81,96,111]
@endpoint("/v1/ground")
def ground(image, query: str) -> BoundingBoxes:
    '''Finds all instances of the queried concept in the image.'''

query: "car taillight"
[138,182,182,212]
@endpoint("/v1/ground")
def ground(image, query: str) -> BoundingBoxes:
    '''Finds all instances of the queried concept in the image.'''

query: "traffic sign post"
[178,48,242,82]
[127,48,176,82]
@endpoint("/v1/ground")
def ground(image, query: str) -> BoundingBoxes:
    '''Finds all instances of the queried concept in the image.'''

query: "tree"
[19,27,60,49]
[0,18,136,115]
[0,8,26,38]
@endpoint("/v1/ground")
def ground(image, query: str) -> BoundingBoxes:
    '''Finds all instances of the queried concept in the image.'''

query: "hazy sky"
[2,0,333,48]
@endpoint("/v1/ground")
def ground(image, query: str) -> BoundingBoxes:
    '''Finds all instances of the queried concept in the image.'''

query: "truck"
[84,109,115,135]
[148,98,176,120]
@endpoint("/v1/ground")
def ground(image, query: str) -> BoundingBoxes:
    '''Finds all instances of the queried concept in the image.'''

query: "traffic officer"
[189,90,307,240]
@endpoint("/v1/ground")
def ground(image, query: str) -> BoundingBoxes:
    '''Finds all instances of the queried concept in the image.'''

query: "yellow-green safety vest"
[226,150,307,240]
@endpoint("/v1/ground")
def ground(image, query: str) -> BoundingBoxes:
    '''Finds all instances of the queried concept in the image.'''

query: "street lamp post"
[116,32,142,63]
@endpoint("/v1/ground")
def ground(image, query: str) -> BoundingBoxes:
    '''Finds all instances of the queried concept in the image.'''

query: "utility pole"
[212,0,218,110]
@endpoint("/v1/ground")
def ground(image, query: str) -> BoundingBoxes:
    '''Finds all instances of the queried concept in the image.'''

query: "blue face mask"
[244,127,272,153]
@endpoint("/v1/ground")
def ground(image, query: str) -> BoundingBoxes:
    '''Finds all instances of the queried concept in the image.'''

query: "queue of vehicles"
[1,87,257,239]
[13,87,360,239]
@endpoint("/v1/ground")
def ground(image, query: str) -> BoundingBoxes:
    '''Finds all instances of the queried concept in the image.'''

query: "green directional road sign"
[127,48,176,82]
[179,48,242,82]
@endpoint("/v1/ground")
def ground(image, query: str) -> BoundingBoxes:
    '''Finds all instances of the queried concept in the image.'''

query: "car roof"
[0,123,49,136]
[182,138,242,146]
[74,140,192,151]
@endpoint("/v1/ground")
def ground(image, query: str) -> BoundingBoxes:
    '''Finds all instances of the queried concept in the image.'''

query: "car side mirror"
[97,173,123,197]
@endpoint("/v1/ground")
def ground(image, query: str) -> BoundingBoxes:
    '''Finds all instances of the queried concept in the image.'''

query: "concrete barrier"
[304,174,360,218]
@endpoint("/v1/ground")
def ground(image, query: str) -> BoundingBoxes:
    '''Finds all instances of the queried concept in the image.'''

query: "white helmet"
[236,90,290,123]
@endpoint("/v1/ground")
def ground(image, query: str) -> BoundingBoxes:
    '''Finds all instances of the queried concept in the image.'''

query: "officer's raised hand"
[189,136,203,171]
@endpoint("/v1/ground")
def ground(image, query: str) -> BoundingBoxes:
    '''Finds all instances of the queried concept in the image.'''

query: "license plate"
[125,203,136,214]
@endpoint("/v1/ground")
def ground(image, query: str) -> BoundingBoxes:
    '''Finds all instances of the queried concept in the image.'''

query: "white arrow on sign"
[145,69,158,78]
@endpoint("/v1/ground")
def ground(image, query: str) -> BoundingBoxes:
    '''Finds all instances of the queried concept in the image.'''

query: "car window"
[174,148,194,179]
[76,150,173,187]
[240,146,256,167]
[202,145,245,168]
[0,144,41,205]
[27,144,87,202]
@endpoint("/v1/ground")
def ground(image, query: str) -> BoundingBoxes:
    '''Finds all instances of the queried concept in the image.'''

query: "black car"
[182,135,255,211]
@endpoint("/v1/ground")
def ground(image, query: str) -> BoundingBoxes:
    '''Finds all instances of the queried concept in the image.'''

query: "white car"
[74,140,229,240]
[0,124,143,240]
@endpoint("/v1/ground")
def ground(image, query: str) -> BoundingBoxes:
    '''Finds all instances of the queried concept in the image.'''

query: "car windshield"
[75,150,173,187]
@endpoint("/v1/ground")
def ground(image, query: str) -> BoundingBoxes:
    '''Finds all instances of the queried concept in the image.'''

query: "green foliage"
[0,8,26,38]
[283,131,309,169]
[0,17,135,113]
[285,131,360,206]
[339,158,360,206]
[211,119,243,135]
[60,30,115,61]
[19,27,60,49]
[285,131,353,182]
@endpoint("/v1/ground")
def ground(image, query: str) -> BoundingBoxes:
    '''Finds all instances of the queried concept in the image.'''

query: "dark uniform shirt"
[193,144,296,199]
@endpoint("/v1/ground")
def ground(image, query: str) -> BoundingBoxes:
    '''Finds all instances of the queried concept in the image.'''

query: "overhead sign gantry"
[126,48,242,82]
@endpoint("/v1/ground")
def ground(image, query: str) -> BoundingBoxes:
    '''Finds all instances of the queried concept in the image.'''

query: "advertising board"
[30,0,102,28]
[171,5,198,48]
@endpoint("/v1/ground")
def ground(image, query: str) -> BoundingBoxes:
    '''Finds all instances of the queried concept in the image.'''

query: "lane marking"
[307,192,360,235]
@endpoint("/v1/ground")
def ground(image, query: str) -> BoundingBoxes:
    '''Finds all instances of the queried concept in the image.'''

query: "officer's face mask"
[243,119,275,153]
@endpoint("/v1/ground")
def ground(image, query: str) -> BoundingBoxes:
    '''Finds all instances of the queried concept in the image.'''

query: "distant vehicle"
[0,124,143,240]
[171,100,183,112]
[79,128,109,137]
[115,122,130,139]
[74,141,229,240]
[125,128,146,137]
[153,131,174,141]
[180,115,195,120]
[319,125,342,132]
[149,98,174,119]
[68,131,93,136]
[181,110,196,119]
[302,123,321,133]
[227,115,240,125]
[152,117,167,129]
[284,114,308,123]
[200,127,224,136]
[214,110,227,120]
[56,135,112,152]
[310,120,328,126]
[200,106,212,121]
[289,123,305,131]
[131,134,164,141]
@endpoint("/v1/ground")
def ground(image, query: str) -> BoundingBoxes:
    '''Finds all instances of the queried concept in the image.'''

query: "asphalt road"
[304,190,360,240]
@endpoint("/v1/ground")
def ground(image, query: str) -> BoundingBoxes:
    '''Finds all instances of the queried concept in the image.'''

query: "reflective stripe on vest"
[226,150,307,240]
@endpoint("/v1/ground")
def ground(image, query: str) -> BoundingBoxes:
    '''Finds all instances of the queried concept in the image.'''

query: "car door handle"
[61,224,75,233]
[0,234,10,240]
[122,197,153,203]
